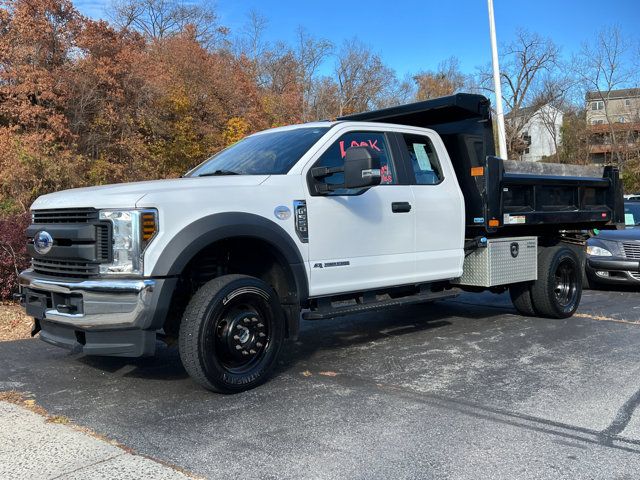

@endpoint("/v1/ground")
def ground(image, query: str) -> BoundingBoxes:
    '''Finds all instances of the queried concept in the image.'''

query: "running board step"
[302,289,459,321]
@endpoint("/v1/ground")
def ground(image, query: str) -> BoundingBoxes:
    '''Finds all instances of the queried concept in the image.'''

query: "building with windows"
[506,105,563,162]
[586,88,640,164]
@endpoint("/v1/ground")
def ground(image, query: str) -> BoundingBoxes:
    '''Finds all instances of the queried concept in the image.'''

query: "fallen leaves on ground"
[47,415,70,425]
[301,370,339,377]
[0,303,33,341]
[0,391,48,416]
[574,313,640,325]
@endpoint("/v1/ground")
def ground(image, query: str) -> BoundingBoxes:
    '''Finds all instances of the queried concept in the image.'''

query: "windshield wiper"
[198,170,240,177]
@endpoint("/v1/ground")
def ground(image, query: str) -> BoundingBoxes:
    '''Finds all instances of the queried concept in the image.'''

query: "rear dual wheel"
[509,282,537,316]
[509,245,582,319]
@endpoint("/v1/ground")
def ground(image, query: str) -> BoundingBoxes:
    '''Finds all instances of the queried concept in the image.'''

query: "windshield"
[187,126,330,177]
[624,202,640,226]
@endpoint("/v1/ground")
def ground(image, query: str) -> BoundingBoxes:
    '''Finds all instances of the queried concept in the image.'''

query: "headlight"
[586,245,612,256]
[98,209,158,275]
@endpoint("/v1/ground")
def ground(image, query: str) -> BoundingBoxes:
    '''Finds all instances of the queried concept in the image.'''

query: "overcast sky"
[75,0,639,77]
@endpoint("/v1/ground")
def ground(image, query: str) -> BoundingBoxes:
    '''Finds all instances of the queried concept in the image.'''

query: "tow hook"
[56,304,78,314]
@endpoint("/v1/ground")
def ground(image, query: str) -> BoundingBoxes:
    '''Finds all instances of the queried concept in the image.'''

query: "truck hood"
[31,176,270,210]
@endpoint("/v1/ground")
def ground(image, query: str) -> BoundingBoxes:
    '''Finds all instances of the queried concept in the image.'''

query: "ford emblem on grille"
[34,231,54,255]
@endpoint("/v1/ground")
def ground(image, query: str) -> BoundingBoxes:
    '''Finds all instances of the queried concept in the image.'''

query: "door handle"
[392,202,412,213]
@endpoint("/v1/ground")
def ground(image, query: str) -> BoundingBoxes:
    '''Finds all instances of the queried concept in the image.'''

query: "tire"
[582,268,593,290]
[567,242,591,290]
[530,246,582,319]
[509,282,537,316]
[179,274,285,393]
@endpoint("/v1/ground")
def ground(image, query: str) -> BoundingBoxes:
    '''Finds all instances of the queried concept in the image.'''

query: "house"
[506,104,563,162]
[586,88,640,164]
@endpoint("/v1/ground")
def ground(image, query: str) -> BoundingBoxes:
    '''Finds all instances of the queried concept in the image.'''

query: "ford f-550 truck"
[18,94,625,392]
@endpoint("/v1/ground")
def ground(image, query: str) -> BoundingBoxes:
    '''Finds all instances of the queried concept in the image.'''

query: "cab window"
[399,133,443,185]
[315,132,396,188]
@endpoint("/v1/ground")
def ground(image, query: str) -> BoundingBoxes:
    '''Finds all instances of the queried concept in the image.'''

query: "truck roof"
[251,121,338,135]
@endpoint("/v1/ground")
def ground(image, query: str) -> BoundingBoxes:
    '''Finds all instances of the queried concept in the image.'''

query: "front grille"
[29,208,111,278]
[622,242,640,259]
[631,272,640,280]
[32,258,99,278]
[32,208,98,224]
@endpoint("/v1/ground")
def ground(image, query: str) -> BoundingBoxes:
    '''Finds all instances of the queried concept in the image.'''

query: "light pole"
[487,0,508,159]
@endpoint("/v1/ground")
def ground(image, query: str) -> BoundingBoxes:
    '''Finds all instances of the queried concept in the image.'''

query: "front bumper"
[587,257,640,272]
[586,256,640,285]
[19,270,176,356]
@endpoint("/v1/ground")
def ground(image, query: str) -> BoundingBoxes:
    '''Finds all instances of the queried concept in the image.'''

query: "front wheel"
[530,246,582,318]
[179,274,285,393]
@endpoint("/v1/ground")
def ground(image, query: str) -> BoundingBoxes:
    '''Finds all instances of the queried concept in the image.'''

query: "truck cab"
[19,94,625,393]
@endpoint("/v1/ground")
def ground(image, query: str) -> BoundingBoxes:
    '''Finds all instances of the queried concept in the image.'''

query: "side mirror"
[343,146,381,189]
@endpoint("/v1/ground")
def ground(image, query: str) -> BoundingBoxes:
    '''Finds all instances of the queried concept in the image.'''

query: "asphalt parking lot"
[2,288,640,479]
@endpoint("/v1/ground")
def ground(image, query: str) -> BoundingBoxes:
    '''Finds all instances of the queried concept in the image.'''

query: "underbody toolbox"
[454,236,538,287]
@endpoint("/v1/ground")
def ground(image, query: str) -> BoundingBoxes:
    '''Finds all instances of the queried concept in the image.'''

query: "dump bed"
[340,93,624,236]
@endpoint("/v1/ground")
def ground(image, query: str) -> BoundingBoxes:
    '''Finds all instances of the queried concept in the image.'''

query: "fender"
[150,212,309,304]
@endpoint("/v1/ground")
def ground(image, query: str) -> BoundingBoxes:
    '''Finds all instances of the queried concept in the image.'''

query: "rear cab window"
[398,133,443,185]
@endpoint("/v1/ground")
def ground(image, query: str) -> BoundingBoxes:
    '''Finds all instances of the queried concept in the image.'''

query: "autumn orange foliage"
[0,0,304,216]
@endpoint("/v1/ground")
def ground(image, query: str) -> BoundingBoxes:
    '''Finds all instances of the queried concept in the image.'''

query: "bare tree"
[235,10,283,91]
[237,9,269,61]
[260,42,299,94]
[376,73,415,109]
[109,0,224,48]
[295,27,333,122]
[334,39,397,116]
[307,76,340,120]
[500,30,561,112]
[574,25,637,164]
[480,29,562,158]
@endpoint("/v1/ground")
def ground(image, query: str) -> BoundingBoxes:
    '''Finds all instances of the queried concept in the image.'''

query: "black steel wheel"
[530,245,582,319]
[553,260,579,308]
[179,274,285,393]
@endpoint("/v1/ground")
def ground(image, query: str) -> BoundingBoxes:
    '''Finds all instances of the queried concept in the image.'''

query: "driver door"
[304,129,416,297]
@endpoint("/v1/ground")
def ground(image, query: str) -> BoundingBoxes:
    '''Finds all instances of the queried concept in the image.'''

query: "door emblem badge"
[274,206,291,220]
